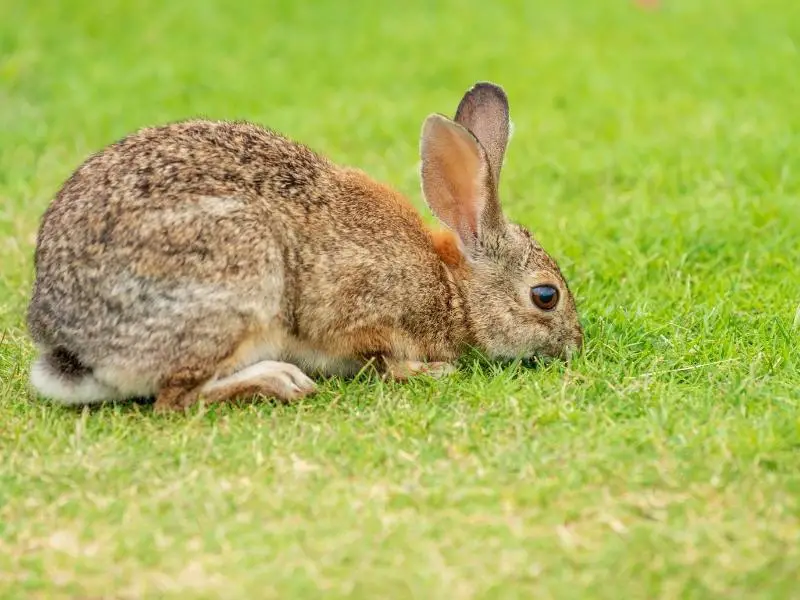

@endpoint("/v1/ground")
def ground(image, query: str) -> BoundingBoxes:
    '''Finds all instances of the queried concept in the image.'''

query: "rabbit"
[26,81,583,411]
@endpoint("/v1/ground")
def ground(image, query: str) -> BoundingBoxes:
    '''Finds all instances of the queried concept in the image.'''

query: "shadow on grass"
[34,351,574,418]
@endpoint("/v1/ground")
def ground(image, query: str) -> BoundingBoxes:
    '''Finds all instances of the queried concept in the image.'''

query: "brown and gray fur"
[27,82,583,411]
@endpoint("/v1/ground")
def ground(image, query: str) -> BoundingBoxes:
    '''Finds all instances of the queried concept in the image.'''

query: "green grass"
[2,0,800,597]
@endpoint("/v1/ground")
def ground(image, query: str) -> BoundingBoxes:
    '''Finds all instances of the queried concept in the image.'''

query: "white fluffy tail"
[30,355,117,406]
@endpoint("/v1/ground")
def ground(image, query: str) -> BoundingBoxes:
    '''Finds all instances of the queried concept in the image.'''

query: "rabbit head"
[420,83,583,361]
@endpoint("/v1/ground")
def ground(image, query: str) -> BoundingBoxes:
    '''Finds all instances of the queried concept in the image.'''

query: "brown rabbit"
[27,82,583,411]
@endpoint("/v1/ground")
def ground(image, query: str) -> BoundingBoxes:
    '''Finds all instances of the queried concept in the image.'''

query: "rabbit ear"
[420,114,504,252]
[454,82,510,191]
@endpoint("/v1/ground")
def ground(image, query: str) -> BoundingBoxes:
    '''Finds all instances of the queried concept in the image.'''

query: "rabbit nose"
[571,325,584,352]
[574,331,584,351]
[562,335,583,363]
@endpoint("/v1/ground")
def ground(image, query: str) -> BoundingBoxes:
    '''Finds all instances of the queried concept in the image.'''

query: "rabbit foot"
[155,360,316,412]
[382,358,457,381]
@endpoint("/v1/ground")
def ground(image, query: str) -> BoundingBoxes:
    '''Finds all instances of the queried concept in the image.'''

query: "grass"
[1,0,800,597]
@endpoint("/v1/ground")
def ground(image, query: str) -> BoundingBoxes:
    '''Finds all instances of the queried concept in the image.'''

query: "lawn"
[1,0,799,597]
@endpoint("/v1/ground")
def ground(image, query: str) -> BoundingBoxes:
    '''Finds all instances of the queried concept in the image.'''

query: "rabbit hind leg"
[154,360,316,412]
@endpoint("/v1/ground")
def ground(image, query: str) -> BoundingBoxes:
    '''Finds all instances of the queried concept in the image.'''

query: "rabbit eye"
[530,285,559,311]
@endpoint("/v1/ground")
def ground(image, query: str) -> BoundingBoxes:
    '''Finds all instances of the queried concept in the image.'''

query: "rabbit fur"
[27,82,583,411]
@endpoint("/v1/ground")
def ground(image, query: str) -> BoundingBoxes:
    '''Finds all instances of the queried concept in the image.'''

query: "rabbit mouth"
[521,356,553,369]
[521,347,577,368]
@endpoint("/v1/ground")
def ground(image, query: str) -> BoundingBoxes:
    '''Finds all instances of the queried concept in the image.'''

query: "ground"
[1,0,799,598]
